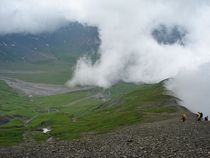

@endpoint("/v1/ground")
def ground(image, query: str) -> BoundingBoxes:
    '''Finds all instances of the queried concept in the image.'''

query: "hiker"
[205,116,208,121]
[197,112,201,121]
[200,112,203,121]
[181,113,187,122]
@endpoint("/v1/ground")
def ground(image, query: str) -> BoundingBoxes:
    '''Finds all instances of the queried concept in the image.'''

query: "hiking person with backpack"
[200,112,203,121]
[197,112,201,121]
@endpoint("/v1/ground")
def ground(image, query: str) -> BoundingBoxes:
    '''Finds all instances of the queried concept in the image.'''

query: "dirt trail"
[0,76,92,96]
[0,112,209,158]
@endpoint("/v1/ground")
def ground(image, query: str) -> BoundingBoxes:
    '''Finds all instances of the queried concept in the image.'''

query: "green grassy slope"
[0,61,73,84]
[0,80,38,145]
[0,80,181,146]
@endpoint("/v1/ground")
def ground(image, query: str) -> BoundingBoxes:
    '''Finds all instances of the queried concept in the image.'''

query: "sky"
[1,0,210,115]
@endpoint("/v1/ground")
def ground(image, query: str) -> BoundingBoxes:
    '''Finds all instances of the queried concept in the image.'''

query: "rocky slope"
[0,111,209,158]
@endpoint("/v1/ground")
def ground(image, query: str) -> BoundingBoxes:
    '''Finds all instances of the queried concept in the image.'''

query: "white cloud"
[68,0,210,87]
[165,63,210,116]
[1,0,210,115]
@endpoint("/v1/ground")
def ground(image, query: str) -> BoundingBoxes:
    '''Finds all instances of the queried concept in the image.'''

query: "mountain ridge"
[0,22,100,63]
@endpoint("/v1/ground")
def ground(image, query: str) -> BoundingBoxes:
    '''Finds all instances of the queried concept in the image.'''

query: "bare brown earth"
[0,112,209,158]
[0,76,92,96]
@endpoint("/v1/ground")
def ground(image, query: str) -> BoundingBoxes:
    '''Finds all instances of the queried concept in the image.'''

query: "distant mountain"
[152,25,187,45]
[0,22,100,63]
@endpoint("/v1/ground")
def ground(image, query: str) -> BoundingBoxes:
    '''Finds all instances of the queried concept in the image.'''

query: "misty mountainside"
[0,22,187,85]
[0,22,100,84]
[0,22,100,63]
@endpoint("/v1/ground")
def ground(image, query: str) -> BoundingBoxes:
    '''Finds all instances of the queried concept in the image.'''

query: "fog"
[165,63,210,116]
[1,0,210,115]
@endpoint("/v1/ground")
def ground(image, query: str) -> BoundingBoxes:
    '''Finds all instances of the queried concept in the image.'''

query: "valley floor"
[0,76,91,96]
[0,112,210,158]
